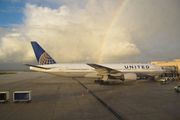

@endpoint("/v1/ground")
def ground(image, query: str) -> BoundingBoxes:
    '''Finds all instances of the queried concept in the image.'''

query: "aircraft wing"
[23,64,51,70]
[87,63,121,76]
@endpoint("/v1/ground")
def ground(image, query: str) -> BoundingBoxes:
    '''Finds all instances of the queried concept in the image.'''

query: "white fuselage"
[30,63,164,79]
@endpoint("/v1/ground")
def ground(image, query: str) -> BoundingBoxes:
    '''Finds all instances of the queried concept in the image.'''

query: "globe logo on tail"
[39,52,56,65]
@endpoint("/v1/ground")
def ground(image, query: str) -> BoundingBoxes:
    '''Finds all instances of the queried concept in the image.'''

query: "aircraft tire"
[104,82,109,85]
[99,80,104,85]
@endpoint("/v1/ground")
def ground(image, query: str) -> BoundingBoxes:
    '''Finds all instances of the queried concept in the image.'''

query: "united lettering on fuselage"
[124,65,150,69]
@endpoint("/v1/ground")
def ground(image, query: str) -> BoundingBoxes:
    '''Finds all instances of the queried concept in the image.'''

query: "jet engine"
[108,73,137,81]
[121,73,137,81]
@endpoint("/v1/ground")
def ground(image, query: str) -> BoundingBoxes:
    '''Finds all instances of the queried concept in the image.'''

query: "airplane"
[24,41,165,85]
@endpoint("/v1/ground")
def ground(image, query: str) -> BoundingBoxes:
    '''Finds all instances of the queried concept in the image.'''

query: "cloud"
[0,0,180,65]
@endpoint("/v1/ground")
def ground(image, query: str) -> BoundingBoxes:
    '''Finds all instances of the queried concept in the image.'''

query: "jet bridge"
[161,66,178,77]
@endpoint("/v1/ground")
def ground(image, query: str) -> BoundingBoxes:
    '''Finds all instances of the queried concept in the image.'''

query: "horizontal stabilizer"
[23,64,51,70]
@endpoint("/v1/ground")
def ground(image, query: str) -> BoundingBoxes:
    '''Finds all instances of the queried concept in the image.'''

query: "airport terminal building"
[149,59,180,77]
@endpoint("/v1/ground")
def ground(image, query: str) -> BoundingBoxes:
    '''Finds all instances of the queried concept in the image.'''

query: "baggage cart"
[0,91,9,103]
[13,91,31,102]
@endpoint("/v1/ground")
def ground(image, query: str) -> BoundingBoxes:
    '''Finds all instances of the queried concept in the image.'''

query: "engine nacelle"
[121,73,137,81]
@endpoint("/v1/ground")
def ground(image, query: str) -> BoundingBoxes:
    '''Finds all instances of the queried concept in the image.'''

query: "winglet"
[31,41,56,65]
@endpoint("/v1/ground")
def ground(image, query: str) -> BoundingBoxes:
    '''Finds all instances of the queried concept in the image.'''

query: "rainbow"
[97,0,129,63]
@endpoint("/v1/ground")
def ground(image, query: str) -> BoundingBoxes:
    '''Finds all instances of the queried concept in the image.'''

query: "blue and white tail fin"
[31,41,56,65]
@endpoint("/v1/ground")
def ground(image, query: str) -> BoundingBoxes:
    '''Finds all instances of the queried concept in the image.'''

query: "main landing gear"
[94,80,110,85]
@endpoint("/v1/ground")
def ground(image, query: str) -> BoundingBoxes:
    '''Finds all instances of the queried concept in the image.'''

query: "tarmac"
[0,72,180,120]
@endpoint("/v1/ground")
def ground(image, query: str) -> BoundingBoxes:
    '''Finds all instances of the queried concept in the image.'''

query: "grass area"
[0,71,17,75]
[0,70,37,75]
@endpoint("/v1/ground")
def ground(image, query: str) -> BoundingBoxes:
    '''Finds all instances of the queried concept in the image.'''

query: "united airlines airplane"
[24,41,165,85]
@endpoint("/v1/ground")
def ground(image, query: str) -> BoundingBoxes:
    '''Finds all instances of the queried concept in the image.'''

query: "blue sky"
[0,0,88,28]
[0,1,24,28]
[0,0,180,70]
[0,0,63,28]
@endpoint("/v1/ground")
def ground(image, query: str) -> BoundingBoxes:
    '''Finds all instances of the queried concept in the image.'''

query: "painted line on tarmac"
[73,78,126,120]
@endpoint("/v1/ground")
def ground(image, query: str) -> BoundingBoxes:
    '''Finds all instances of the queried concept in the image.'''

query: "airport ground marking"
[73,78,126,120]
